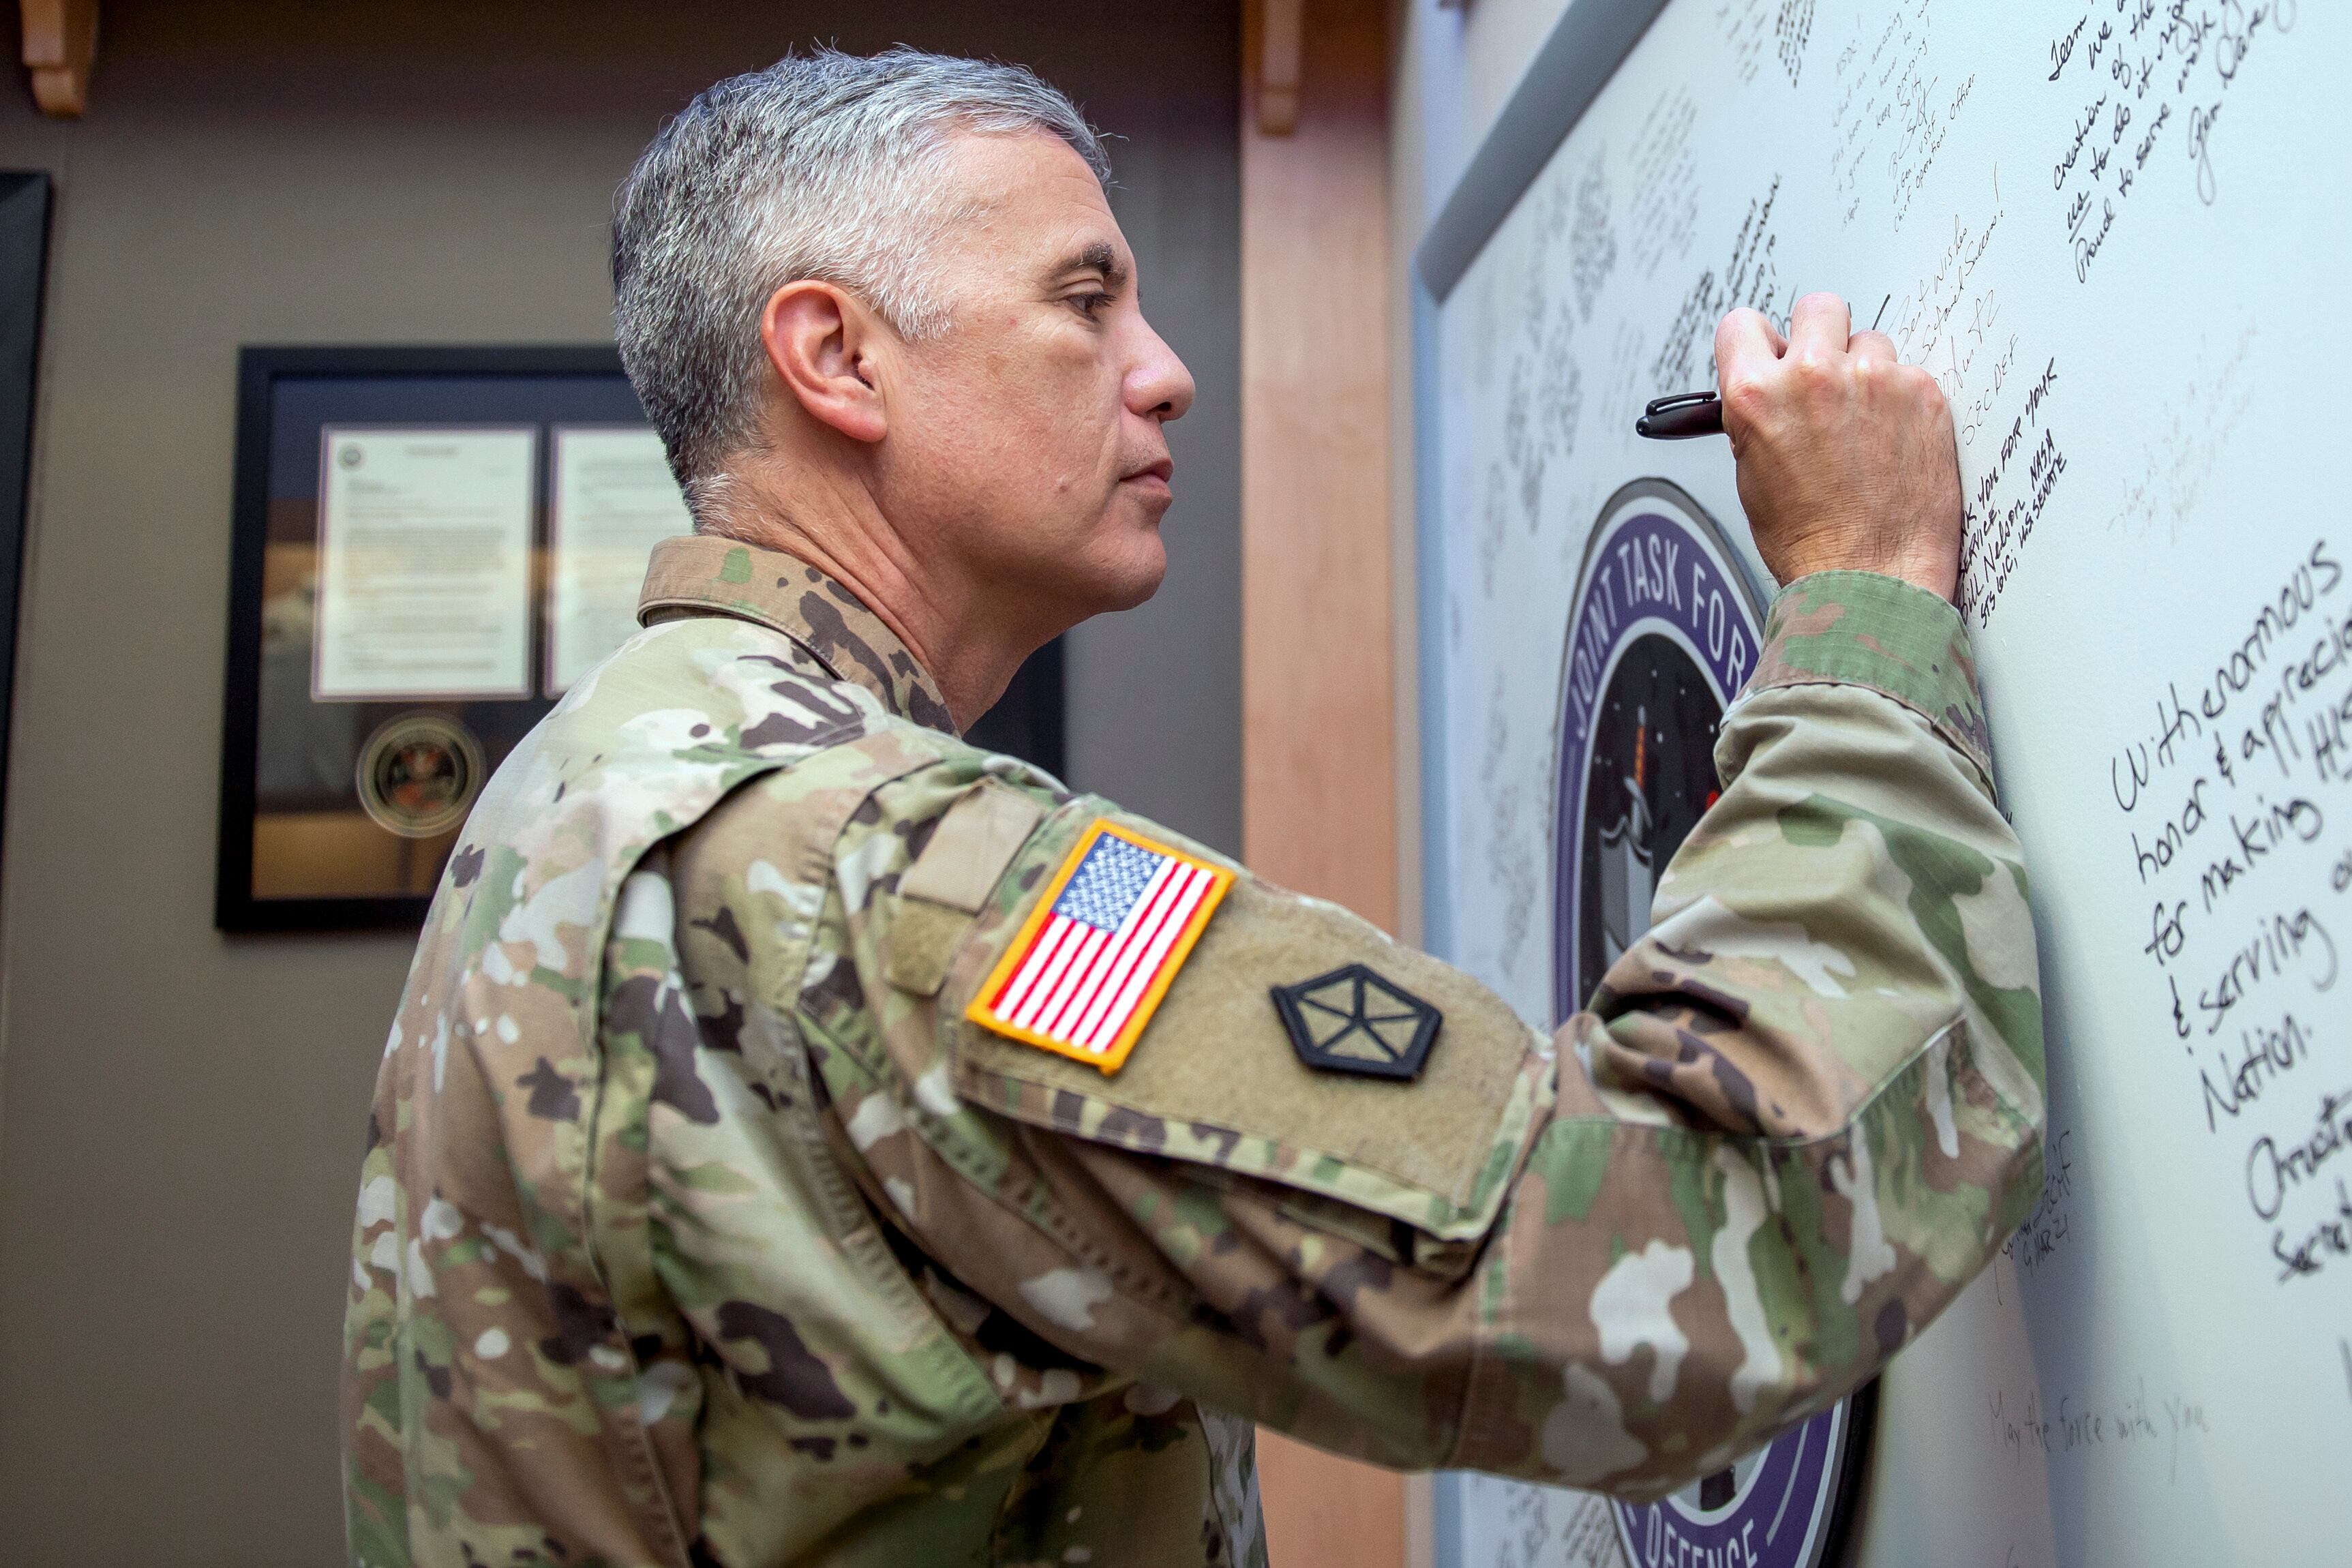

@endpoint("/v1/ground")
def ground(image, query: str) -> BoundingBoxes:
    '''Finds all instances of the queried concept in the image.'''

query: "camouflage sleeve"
[778,569,2043,1499]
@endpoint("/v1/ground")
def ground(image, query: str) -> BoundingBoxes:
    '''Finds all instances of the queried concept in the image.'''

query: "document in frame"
[312,426,537,700]
[545,425,691,693]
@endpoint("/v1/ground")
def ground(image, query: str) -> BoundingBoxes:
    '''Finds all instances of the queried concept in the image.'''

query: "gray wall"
[0,3,1237,1560]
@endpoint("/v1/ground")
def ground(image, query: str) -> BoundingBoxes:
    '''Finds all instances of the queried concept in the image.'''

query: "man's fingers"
[1848,329,1898,365]
[1714,308,1783,396]
[1787,291,1851,359]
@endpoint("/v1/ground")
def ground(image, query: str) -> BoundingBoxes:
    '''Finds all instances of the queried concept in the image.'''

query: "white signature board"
[1417,1,2340,1563]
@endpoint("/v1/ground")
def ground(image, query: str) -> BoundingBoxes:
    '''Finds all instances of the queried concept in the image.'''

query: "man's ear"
[759,280,890,445]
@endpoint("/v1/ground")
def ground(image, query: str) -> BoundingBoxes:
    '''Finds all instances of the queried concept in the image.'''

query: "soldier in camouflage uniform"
[342,49,2042,1568]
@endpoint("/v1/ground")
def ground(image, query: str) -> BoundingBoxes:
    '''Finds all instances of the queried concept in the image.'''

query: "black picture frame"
[217,345,639,933]
[217,344,1067,935]
[0,173,55,900]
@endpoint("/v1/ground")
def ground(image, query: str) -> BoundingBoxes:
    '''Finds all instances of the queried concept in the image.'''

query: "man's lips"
[1122,457,1174,488]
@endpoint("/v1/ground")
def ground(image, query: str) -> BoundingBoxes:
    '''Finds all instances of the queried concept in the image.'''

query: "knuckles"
[1893,363,1949,415]
[1785,354,1841,397]
[1721,314,1951,443]
[1886,361,1931,394]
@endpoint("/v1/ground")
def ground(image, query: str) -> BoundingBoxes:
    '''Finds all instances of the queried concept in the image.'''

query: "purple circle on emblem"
[1610,1399,1868,1568]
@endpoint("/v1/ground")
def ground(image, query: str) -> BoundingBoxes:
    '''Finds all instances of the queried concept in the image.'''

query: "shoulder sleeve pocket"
[881,781,1047,997]
[944,804,1555,1243]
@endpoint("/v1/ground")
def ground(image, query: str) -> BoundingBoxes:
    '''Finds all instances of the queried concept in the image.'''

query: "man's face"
[875,132,1195,631]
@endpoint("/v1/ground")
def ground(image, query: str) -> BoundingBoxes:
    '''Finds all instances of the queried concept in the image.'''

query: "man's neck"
[695,468,1034,732]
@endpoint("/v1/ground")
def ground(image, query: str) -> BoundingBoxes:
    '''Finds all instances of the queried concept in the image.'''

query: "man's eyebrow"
[1053,241,1129,288]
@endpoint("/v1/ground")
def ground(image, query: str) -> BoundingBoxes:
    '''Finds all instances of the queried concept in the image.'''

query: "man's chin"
[1073,522,1167,613]
[1000,520,1165,620]
[1090,555,1167,614]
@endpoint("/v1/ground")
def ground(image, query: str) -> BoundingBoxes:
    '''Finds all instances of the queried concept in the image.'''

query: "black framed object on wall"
[0,173,54,897]
[216,344,1067,934]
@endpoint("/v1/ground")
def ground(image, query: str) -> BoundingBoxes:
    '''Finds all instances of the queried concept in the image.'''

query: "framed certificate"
[545,425,692,693]
[215,346,664,932]
[314,425,539,700]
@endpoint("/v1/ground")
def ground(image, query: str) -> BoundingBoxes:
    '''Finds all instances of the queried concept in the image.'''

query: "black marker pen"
[1636,391,1723,439]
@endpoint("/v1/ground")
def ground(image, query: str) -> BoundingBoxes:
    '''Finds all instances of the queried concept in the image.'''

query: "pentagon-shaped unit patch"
[1270,963,1443,1081]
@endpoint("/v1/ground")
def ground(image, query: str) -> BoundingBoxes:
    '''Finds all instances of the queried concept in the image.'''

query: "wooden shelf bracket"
[20,0,98,119]
[1258,0,1303,134]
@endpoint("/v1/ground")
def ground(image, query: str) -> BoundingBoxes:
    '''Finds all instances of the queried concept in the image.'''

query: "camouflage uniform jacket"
[343,536,2045,1568]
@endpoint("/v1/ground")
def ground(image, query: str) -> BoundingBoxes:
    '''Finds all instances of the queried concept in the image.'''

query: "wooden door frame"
[1240,1,1426,1565]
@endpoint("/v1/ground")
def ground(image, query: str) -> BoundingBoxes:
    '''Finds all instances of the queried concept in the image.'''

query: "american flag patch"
[965,821,1234,1074]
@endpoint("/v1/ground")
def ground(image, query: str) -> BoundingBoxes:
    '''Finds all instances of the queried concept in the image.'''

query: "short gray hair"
[613,47,1110,515]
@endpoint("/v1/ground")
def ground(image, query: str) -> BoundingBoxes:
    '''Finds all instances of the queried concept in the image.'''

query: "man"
[343,48,2043,1568]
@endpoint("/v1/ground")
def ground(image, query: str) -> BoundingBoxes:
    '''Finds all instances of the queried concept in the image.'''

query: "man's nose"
[1126,320,1195,423]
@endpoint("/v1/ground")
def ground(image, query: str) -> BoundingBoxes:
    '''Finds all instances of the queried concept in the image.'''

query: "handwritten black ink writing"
[2199,1011,2312,1129]
[2246,1085,2352,1222]
[2200,797,2325,912]
[2196,907,2338,1035]
[2049,0,2295,278]
[1956,359,2066,627]
[2048,15,2087,80]
[2270,1179,2352,1284]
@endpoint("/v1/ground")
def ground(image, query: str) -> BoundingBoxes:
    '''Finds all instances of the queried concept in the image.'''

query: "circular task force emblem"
[1550,480,1873,1568]
[1614,1393,1872,1568]
[357,712,485,839]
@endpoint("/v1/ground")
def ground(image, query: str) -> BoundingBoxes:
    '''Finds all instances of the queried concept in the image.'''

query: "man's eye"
[1072,290,1113,320]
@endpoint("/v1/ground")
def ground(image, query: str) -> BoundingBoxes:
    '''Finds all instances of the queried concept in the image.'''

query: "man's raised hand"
[1715,291,1963,601]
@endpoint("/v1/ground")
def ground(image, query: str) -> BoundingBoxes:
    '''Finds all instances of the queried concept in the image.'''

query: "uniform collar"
[637,534,957,734]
